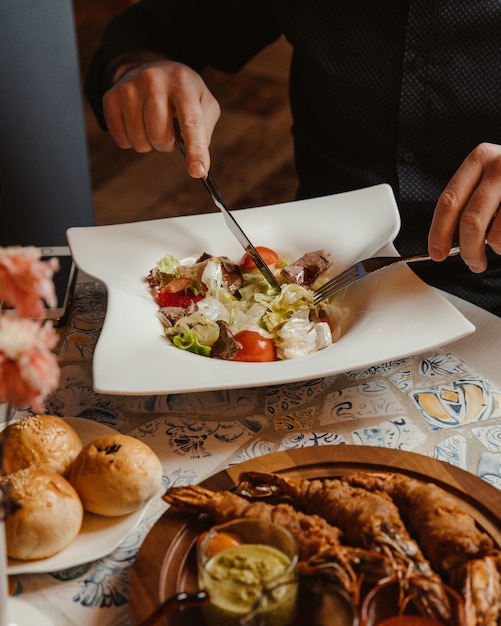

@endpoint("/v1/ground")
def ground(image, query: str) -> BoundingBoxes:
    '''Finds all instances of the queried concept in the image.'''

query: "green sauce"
[200,543,297,626]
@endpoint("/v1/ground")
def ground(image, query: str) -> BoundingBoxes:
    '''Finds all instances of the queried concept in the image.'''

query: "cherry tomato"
[196,530,243,559]
[240,246,280,270]
[233,330,277,362]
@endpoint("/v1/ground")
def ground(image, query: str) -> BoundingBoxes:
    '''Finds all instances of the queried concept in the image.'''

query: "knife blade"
[173,119,281,292]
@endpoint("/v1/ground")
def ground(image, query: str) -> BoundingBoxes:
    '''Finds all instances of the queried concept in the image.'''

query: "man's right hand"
[102,57,220,178]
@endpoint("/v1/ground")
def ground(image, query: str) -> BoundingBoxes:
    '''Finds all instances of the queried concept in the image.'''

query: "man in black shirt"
[85,0,501,314]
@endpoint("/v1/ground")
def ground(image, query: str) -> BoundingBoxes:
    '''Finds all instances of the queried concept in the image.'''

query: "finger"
[121,98,154,154]
[103,92,133,149]
[487,210,501,254]
[184,92,221,178]
[458,173,500,273]
[176,112,212,178]
[137,63,177,153]
[457,145,501,270]
[429,148,484,260]
[142,92,172,153]
[107,82,154,153]
[173,75,220,177]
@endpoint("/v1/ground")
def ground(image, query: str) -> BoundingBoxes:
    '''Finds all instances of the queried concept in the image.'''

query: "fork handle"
[356,245,461,273]
[396,246,460,263]
[400,245,461,264]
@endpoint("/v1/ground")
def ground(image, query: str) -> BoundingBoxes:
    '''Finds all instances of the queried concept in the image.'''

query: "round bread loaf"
[1,467,84,560]
[68,433,163,517]
[0,414,83,475]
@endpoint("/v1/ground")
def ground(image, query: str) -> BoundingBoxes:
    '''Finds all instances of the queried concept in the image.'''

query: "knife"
[173,119,281,292]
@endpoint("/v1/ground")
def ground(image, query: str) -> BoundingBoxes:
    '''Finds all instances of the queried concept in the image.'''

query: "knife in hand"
[173,119,281,292]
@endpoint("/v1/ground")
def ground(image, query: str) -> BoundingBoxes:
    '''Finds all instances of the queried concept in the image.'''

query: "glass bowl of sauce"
[197,518,299,626]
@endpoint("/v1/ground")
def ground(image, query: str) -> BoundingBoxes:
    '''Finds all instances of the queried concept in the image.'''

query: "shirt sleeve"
[84,0,282,129]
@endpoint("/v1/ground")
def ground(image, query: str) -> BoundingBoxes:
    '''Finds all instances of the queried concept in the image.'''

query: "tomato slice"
[157,277,204,307]
[240,246,280,270]
[233,330,277,362]
[160,277,193,293]
[158,291,203,307]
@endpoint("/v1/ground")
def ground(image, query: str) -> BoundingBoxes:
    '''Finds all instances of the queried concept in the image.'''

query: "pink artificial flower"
[0,316,60,412]
[0,246,59,318]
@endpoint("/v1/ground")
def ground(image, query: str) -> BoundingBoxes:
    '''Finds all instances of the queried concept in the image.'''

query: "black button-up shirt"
[86,0,501,314]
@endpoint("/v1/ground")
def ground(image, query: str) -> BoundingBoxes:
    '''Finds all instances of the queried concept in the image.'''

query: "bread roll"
[68,433,163,517]
[0,414,83,475]
[1,467,84,560]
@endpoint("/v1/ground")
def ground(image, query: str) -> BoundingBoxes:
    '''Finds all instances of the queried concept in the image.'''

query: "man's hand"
[102,57,220,178]
[429,142,501,272]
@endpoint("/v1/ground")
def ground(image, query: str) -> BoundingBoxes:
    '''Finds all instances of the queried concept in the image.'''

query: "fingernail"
[190,161,207,177]
[429,245,444,260]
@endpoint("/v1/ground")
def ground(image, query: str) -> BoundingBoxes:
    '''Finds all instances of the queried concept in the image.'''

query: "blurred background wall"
[0,1,94,246]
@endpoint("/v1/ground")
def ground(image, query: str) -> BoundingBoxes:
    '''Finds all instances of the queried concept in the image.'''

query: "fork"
[312,246,461,304]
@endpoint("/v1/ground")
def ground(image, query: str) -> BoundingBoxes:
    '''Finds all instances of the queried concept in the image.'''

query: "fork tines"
[312,245,461,305]
[312,265,360,304]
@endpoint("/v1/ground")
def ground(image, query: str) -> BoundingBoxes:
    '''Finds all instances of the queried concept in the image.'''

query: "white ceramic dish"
[6,417,153,575]
[67,183,475,396]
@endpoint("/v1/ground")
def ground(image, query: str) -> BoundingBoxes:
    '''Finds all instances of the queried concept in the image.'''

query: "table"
[3,276,501,626]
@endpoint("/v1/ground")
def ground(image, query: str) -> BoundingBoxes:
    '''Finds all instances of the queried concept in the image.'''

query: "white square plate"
[67,184,475,395]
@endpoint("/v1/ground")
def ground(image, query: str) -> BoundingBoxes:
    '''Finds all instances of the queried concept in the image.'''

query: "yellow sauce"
[200,543,297,626]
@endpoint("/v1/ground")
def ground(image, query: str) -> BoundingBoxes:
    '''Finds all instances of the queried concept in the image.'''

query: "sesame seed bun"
[1,467,83,560]
[0,414,83,475]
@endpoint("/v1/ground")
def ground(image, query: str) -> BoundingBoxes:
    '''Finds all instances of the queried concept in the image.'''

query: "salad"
[147,246,349,362]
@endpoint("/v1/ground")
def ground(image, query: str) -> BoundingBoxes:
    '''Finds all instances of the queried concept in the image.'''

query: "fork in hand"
[312,246,461,304]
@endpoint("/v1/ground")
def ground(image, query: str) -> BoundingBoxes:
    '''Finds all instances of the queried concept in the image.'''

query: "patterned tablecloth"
[3,277,501,626]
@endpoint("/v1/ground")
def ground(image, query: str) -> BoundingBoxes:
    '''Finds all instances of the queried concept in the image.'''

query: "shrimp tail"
[162,484,215,512]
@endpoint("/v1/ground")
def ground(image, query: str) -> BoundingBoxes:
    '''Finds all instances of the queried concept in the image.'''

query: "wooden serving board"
[129,445,501,625]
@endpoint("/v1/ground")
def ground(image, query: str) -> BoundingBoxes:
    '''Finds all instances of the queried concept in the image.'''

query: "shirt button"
[403,152,415,163]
